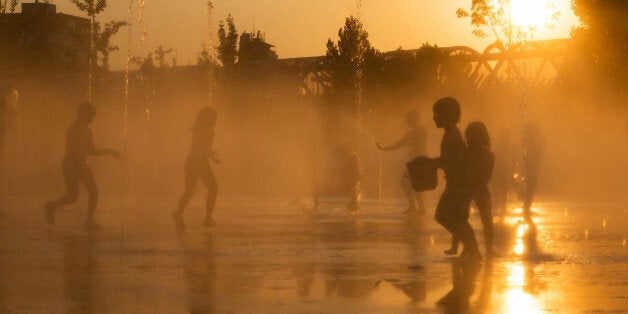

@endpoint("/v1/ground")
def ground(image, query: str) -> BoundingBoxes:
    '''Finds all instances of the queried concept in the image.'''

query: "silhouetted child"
[522,121,543,223]
[491,127,515,216]
[446,122,496,259]
[431,97,481,261]
[45,102,121,228]
[172,107,220,229]
[376,110,428,215]
[343,145,362,213]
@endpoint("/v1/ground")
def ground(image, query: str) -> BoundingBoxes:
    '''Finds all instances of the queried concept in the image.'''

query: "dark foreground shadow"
[61,232,98,314]
[436,260,482,313]
[177,233,216,313]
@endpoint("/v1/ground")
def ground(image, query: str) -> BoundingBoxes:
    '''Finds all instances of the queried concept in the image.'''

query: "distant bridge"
[271,38,576,96]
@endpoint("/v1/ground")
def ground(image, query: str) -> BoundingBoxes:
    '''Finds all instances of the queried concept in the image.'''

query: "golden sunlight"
[504,289,543,313]
[505,263,543,313]
[503,206,544,255]
[509,0,556,32]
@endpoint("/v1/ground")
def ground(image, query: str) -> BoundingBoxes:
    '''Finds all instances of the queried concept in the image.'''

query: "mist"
[4,51,626,210]
[0,1,627,313]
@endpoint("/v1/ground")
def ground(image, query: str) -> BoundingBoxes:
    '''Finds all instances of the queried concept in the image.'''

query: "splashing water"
[378,149,382,209]
[124,0,134,138]
[143,98,153,144]
[205,1,215,106]
[356,0,363,19]
[88,15,94,101]
[354,0,364,124]
[118,0,135,273]
[135,0,152,144]
[138,0,148,43]
[350,0,366,207]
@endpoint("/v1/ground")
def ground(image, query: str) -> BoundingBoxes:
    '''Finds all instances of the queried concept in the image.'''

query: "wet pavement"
[0,198,626,313]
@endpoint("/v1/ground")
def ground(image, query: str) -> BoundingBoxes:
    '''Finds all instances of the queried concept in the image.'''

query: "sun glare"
[509,0,555,32]
[504,263,543,313]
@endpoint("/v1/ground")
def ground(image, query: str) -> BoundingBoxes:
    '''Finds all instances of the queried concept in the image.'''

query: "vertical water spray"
[138,0,151,144]
[205,1,215,107]
[520,32,535,226]
[138,0,148,44]
[354,0,365,209]
[378,149,382,210]
[120,0,134,264]
[88,14,94,102]
[124,0,134,139]
[521,55,529,217]
[354,0,364,125]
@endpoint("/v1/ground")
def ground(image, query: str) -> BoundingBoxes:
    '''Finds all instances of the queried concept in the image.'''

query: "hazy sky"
[49,0,579,70]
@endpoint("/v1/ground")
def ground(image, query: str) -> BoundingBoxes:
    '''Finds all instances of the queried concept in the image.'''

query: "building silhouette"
[0,2,90,77]
[238,31,278,63]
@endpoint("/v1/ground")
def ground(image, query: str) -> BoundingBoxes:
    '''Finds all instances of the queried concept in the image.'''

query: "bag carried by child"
[406,156,438,192]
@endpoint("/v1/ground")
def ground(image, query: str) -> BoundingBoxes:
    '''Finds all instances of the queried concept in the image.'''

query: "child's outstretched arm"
[375,133,410,152]
[86,131,122,158]
[91,148,122,159]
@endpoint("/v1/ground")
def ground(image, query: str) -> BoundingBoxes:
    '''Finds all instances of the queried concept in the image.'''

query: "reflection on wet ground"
[0,199,626,312]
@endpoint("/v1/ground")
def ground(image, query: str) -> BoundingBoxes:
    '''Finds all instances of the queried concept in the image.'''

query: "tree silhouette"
[456,0,560,47]
[217,15,238,67]
[154,45,174,68]
[380,43,444,102]
[1,0,19,13]
[93,20,127,72]
[70,0,106,17]
[571,0,628,93]
[70,0,108,99]
[324,16,381,113]
[197,46,213,70]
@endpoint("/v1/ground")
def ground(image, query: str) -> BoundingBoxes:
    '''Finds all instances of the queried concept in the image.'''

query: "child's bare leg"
[200,167,217,227]
[347,180,360,212]
[81,167,99,226]
[46,164,79,224]
[415,192,426,215]
[176,188,195,213]
[400,173,418,213]
[458,222,481,260]
[445,235,459,255]
[173,168,197,228]
[476,190,495,258]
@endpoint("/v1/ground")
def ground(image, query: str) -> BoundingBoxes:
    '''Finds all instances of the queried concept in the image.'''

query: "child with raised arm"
[45,102,121,228]
[445,122,496,259]
[376,110,428,215]
[431,97,481,262]
[172,107,220,229]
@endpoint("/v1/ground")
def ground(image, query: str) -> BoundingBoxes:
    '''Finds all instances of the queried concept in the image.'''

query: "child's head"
[406,110,420,128]
[193,107,217,131]
[465,121,491,149]
[77,102,96,123]
[432,97,460,128]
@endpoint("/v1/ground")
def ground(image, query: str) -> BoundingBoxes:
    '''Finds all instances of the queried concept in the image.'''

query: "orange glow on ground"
[504,263,543,313]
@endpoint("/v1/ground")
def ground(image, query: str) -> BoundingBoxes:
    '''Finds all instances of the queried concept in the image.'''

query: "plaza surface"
[0,198,626,313]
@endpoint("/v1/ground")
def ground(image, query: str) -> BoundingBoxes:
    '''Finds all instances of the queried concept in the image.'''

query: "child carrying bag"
[406,156,438,192]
